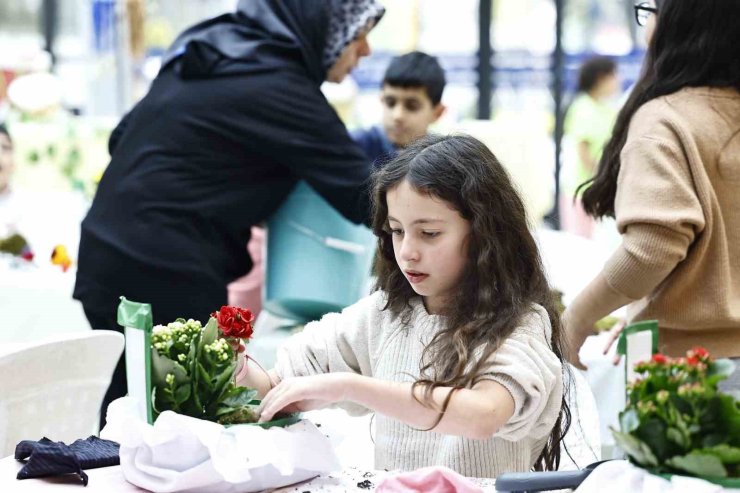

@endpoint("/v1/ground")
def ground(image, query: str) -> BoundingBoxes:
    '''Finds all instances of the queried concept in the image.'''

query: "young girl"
[240,134,570,477]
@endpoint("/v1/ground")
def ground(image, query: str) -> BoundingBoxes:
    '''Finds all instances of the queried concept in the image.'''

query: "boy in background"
[352,51,446,165]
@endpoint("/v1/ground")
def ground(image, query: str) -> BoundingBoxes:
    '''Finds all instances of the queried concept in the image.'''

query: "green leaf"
[151,348,189,385]
[188,334,202,412]
[198,363,214,391]
[666,452,728,478]
[711,395,740,445]
[221,386,259,408]
[611,428,660,467]
[702,434,727,448]
[201,318,219,347]
[215,406,238,417]
[174,384,191,405]
[620,409,640,433]
[667,427,687,449]
[212,362,238,401]
[697,444,740,465]
[636,418,672,462]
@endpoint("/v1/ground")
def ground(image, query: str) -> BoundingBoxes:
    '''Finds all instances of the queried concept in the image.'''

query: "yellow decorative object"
[51,244,73,272]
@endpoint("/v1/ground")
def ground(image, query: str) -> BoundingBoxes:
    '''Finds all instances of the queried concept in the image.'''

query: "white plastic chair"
[0,331,124,457]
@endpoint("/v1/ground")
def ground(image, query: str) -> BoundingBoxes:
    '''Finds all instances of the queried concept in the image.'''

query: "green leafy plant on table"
[612,347,740,484]
[150,306,263,425]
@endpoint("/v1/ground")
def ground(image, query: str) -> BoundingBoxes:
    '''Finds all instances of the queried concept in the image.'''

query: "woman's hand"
[602,318,626,365]
[257,373,355,423]
[562,308,593,370]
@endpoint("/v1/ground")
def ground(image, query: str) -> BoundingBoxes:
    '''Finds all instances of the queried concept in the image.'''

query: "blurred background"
[0,0,644,339]
[0,0,646,235]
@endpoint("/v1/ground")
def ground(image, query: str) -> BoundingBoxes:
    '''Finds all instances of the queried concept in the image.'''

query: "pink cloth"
[375,467,484,493]
[227,226,265,315]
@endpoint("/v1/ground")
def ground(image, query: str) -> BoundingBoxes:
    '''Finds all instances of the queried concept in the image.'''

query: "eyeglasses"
[634,2,658,26]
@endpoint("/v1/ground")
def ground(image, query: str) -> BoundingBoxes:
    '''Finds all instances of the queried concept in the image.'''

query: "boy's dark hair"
[0,123,9,141]
[577,56,617,93]
[382,51,446,105]
[371,134,571,472]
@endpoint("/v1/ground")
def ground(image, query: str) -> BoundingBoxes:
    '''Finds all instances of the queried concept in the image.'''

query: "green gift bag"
[117,296,154,424]
[617,319,659,385]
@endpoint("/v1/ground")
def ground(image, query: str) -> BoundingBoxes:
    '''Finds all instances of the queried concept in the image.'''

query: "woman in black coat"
[75,0,385,424]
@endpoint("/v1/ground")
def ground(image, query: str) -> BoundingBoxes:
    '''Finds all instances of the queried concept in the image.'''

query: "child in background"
[0,123,34,260]
[238,134,569,478]
[352,51,446,165]
[0,123,20,238]
[561,56,620,238]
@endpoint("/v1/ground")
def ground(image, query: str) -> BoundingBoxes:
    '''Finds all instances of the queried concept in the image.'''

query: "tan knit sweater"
[586,87,740,357]
[274,291,563,478]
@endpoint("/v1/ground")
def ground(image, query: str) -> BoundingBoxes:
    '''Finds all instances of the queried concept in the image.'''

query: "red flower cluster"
[649,347,709,366]
[211,306,255,340]
[651,353,668,364]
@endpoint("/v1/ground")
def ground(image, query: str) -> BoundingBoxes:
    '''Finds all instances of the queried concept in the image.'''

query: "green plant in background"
[612,347,740,479]
[150,312,259,424]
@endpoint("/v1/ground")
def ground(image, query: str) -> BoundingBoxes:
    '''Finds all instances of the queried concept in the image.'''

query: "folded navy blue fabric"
[15,436,120,486]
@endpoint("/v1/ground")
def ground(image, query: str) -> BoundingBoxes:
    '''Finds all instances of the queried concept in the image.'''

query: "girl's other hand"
[257,373,354,422]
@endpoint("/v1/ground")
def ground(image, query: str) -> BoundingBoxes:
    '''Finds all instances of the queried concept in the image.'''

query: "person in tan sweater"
[564,0,740,391]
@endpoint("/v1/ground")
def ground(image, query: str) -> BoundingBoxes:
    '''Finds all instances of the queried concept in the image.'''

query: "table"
[0,261,89,344]
[0,456,144,492]
[1,457,497,492]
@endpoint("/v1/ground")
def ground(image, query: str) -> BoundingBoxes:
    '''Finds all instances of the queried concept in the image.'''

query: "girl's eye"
[422,231,440,238]
[390,229,403,236]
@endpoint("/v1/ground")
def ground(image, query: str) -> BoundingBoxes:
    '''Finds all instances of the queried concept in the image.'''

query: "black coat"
[74,0,373,323]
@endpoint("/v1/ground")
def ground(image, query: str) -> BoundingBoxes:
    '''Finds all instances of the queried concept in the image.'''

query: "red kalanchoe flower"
[691,346,709,359]
[687,356,700,366]
[651,353,668,364]
[211,306,255,340]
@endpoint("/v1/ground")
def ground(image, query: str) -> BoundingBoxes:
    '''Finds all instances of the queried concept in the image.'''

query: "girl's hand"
[258,373,355,423]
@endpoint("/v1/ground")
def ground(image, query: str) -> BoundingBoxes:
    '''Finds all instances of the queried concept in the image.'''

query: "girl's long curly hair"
[371,134,571,471]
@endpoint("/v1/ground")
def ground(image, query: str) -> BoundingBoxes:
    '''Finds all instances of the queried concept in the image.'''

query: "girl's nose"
[399,237,419,262]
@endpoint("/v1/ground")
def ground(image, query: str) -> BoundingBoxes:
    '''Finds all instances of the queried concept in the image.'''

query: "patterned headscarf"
[322,0,385,71]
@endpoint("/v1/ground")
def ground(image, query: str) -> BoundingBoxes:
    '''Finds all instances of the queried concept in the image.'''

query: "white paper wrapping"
[101,397,341,493]
[575,460,740,493]
[579,332,626,451]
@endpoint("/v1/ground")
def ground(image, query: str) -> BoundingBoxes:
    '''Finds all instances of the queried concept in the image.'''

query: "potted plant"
[612,347,740,486]
[149,305,297,427]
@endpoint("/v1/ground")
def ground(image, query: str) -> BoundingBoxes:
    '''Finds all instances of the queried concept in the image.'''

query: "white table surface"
[0,261,89,344]
[0,456,145,492]
[1,457,497,492]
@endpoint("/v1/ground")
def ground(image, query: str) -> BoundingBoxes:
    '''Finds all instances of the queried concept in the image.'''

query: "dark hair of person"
[577,56,617,93]
[383,51,446,105]
[371,134,571,471]
[579,0,740,218]
[0,123,10,141]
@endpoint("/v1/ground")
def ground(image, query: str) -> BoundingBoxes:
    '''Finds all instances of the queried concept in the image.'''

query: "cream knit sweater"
[274,291,563,478]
